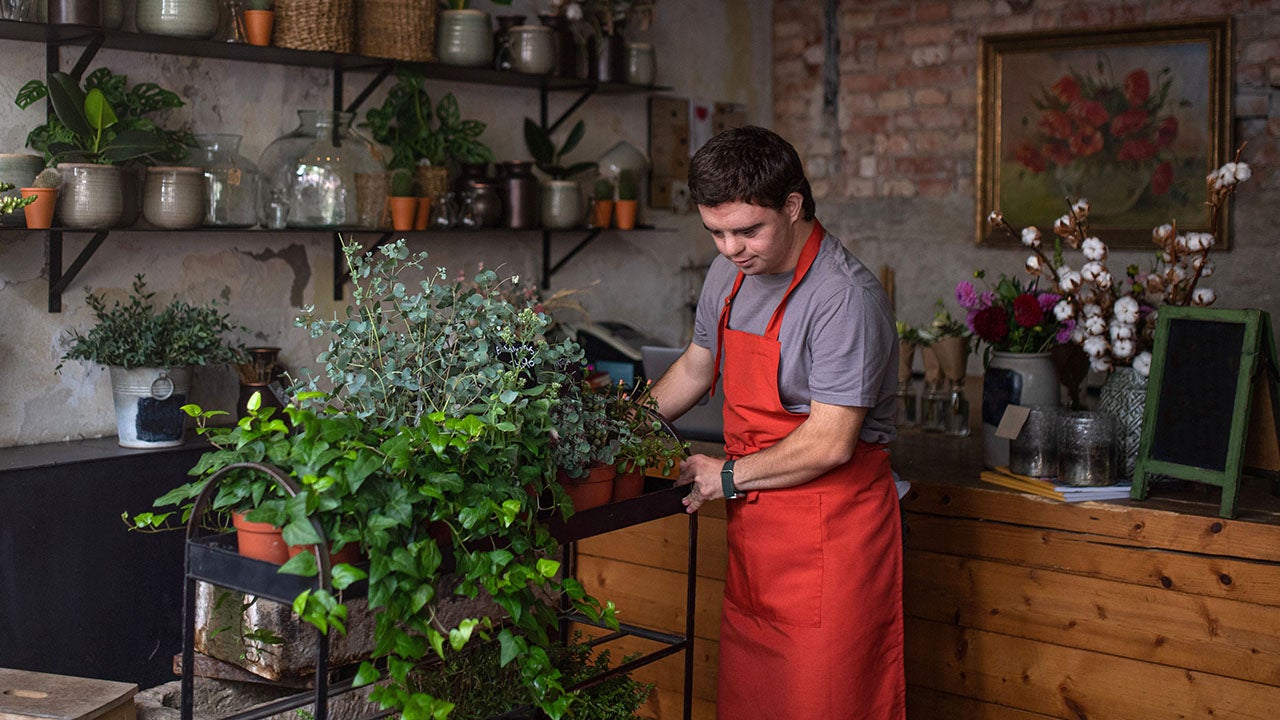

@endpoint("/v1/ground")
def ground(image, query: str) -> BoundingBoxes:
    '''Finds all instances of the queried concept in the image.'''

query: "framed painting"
[976,19,1232,247]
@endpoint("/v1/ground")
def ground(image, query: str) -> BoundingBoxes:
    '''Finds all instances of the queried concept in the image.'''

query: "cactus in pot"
[614,168,638,230]
[18,168,62,229]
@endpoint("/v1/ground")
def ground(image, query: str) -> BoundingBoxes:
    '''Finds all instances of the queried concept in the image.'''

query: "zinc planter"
[109,365,191,448]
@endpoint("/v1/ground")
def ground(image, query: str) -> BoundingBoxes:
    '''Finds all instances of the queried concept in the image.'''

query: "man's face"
[697,194,803,276]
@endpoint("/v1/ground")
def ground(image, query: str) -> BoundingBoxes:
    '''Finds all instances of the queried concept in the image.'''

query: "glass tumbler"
[1057,411,1116,486]
[1009,405,1058,478]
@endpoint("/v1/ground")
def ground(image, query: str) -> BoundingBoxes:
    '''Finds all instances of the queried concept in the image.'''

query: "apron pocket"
[729,492,824,628]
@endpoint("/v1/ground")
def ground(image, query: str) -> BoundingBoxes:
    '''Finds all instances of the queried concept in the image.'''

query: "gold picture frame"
[976,19,1232,248]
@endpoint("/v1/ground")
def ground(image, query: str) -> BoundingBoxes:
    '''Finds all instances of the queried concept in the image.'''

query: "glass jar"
[1057,411,1116,486]
[192,134,260,227]
[894,378,917,428]
[921,381,945,432]
[257,110,386,229]
[1010,406,1058,478]
[944,381,971,437]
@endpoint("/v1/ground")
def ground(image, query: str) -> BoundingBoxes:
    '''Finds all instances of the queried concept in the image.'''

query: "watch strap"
[721,459,739,500]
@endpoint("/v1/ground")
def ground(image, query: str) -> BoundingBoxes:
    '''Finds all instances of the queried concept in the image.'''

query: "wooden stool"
[0,668,136,720]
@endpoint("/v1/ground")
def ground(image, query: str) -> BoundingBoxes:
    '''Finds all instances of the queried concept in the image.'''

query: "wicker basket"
[357,0,437,62]
[273,0,355,54]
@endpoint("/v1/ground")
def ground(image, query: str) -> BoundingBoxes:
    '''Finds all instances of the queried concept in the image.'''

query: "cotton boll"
[1022,226,1042,247]
[1083,335,1110,359]
[988,210,1003,225]
[1025,255,1044,275]
[1144,274,1165,293]
[1072,198,1091,217]
[1072,323,1088,343]
[1091,357,1114,373]
[1111,338,1135,360]
[1193,257,1215,277]
[1109,322,1135,341]
[1192,287,1217,306]
[1058,270,1082,293]
[1174,234,1190,253]
[1080,261,1103,282]
[1152,223,1174,245]
[1233,162,1252,183]
[1083,303,1102,319]
[1095,270,1113,290]
[1084,315,1107,336]
[1054,300,1074,321]
[1133,351,1152,377]
[1082,236,1107,261]
[1054,215,1073,236]
[1113,296,1140,324]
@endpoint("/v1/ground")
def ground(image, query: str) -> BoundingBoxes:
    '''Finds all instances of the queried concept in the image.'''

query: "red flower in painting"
[1042,143,1073,166]
[1069,127,1103,157]
[1037,109,1074,140]
[972,306,1010,345]
[1118,138,1157,162]
[1151,161,1174,196]
[1069,99,1109,128]
[1013,294,1045,328]
[1016,142,1046,173]
[1109,107,1149,138]
[1124,69,1150,106]
[1052,75,1081,103]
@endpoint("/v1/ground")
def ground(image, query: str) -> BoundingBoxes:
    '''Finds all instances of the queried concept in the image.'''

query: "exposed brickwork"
[773,0,1280,200]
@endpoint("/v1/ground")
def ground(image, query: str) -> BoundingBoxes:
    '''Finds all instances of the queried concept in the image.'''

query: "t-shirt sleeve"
[805,284,896,408]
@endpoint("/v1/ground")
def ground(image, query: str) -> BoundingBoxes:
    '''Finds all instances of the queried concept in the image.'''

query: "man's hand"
[675,453,726,513]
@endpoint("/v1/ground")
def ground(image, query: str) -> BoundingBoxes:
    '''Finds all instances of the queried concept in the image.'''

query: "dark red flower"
[1124,70,1150,106]
[1151,161,1174,196]
[1155,117,1178,147]
[1042,142,1073,166]
[1013,294,1044,328]
[1118,138,1157,162]
[972,306,1010,344]
[1109,107,1149,138]
[1069,127,1103,157]
[1051,75,1081,103]
[1037,109,1074,139]
[1016,141,1046,173]
[1069,99,1109,128]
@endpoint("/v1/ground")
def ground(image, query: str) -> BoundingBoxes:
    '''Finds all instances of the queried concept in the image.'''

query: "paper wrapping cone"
[934,336,969,382]
[898,340,916,383]
[920,344,942,385]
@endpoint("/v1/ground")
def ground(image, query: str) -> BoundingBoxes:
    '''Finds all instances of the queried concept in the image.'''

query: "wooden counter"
[577,430,1280,719]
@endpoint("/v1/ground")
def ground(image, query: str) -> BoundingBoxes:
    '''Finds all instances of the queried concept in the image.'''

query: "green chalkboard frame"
[1131,306,1276,518]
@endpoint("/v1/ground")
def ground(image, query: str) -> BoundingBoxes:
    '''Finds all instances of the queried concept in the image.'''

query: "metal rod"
[683,512,698,720]
[69,32,105,80]
[549,88,596,134]
[547,228,603,280]
[345,66,393,114]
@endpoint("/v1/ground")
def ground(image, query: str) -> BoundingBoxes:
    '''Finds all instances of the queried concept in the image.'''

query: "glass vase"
[1099,365,1147,480]
[192,134,260,227]
[257,110,386,229]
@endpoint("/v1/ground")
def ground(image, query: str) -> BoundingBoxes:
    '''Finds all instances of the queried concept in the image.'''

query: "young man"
[650,126,904,719]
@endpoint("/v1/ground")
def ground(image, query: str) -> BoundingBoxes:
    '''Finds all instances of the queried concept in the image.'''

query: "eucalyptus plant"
[15,67,192,165]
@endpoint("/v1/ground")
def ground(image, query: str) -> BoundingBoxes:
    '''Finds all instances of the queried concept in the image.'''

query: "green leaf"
[535,557,560,578]
[46,72,92,140]
[498,628,520,666]
[523,118,554,166]
[559,120,586,157]
[353,661,381,687]
[83,88,118,132]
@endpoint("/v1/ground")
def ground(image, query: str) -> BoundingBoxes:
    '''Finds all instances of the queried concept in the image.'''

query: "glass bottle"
[430,191,458,229]
[192,133,260,227]
[895,378,917,428]
[921,381,946,432]
[944,381,971,437]
[459,189,482,229]
[257,110,386,229]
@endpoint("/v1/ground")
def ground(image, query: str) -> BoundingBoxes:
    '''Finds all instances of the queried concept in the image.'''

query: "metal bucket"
[109,366,192,448]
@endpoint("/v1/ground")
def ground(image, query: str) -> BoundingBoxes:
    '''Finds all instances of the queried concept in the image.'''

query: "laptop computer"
[640,345,725,443]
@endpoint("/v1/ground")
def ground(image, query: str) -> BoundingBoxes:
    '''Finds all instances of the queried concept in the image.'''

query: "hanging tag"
[995,405,1032,440]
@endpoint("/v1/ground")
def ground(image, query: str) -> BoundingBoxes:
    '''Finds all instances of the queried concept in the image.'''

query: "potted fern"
[58,275,242,448]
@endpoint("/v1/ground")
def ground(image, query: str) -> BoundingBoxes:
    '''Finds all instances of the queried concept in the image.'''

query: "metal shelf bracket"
[48,230,110,313]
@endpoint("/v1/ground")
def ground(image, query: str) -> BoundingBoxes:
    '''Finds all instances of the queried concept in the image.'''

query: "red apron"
[713,223,905,720]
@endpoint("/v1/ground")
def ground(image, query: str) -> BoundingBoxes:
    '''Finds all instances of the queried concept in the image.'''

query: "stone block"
[135,678,378,720]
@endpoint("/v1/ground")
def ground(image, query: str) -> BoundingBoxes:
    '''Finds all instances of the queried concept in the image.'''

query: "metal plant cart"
[179,463,697,720]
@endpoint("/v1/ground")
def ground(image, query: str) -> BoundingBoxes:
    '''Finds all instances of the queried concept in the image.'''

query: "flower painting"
[977,20,1230,247]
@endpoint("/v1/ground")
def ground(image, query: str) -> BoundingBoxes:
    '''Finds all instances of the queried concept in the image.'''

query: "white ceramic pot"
[135,0,220,39]
[509,25,554,74]
[540,179,583,229]
[143,166,207,229]
[436,9,494,67]
[625,42,656,85]
[982,351,1060,469]
[56,163,123,229]
[109,366,192,448]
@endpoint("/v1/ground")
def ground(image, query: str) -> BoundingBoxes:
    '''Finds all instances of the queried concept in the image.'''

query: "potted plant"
[386,167,417,231]
[590,177,613,228]
[614,167,638,229]
[523,117,596,229]
[15,68,191,228]
[361,70,494,199]
[436,0,513,67]
[19,168,60,229]
[242,0,275,46]
[606,380,687,500]
[132,238,624,720]
[57,274,243,448]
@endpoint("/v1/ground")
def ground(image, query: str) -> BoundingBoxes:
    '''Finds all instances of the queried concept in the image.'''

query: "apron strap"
[764,221,825,340]
[710,272,747,397]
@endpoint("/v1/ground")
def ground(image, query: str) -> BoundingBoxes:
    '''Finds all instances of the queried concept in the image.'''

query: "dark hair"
[687,125,815,221]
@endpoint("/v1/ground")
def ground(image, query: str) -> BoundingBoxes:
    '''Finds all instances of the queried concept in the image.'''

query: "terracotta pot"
[232,512,290,565]
[591,199,613,229]
[287,541,362,566]
[388,196,416,231]
[414,196,431,230]
[243,9,274,46]
[611,463,644,502]
[557,463,616,511]
[20,188,57,229]
[614,199,638,229]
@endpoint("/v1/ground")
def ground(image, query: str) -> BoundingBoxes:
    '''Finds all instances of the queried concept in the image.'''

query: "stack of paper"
[980,466,1132,502]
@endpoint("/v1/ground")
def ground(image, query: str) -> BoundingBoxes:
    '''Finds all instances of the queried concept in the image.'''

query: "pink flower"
[1055,320,1076,345]
[1036,293,1060,311]
[955,281,980,310]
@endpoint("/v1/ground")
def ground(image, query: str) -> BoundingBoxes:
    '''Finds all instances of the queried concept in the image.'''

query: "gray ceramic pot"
[56,163,123,229]
[135,0,220,39]
[143,166,206,229]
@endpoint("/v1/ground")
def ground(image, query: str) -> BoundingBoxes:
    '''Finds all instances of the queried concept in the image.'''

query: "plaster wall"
[0,0,773,447]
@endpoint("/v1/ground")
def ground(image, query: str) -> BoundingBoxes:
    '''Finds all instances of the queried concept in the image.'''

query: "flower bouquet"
[956,271,1065,362]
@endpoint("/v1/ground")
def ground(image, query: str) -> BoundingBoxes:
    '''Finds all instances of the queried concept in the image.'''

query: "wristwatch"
[721,459,740,500]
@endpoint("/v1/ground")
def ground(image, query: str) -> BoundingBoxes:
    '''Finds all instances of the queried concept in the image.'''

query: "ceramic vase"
[982,351,1059,469]
[135,0,220,39]
[109,365,191,448]
[499,161,538,229]
[46,0,101,24]
[56,163,122,229]
[1099,365,1148,480]
[143,166,206,229]
[436,9,493,67]
[508,25,554,74]
[540,180,582,229]
[625,42,655,85]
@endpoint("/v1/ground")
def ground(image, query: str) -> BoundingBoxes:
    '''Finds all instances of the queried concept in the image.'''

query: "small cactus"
[617,169,638,201]
[594,178,614,201]
[32,168,62,189]
[389,168,414,197]
[248,0,273,10]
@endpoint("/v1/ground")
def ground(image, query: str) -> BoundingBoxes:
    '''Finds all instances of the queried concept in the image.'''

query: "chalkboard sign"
[1132,306,1280,518]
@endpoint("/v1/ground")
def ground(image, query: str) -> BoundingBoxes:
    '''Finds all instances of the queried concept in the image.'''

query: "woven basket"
[357,0,437,62]
[273,0,355,54]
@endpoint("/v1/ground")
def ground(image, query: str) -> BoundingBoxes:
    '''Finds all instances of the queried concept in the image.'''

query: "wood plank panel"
[906,515,1280,606]
[904,483,1280,562]
[577,555,725,641]
[906,550,1280,685]
[577,513,728,580]
[906,617,1280,719]
[907,685,1062,720]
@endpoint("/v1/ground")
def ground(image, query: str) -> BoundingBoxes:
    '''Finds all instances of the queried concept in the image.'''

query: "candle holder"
[1010,405,1058,478]
[1057,411,1116,486]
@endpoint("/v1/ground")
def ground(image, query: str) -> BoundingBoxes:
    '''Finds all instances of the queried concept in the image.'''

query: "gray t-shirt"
[692,229,898,444]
